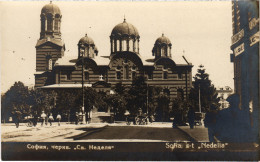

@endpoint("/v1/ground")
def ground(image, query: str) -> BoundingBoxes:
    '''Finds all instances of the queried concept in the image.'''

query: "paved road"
[73,126,193,141]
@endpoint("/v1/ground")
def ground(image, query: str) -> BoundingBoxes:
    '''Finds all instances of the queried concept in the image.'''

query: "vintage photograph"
[1,1,259,160]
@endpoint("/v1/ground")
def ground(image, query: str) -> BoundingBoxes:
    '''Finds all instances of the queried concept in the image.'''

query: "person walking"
[13,110,22,128]
[56,113,61,126]
[40,111,47,126]
[48,113,54,126]
[187,107,195,129]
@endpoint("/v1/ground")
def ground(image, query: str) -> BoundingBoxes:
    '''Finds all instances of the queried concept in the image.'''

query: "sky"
[0,1,234,93]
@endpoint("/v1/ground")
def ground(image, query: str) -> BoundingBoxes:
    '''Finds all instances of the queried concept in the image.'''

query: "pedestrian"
[48,113,54,126]
[12,109,22,128]
[187,107,195,129]
[40,111,47,126]
[56,113,61,126]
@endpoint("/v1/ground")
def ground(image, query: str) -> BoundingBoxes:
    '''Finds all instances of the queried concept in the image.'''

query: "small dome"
[155,34,171,45]
[78,34,95,45]
[41,2,61,15]
[111,19,139,37]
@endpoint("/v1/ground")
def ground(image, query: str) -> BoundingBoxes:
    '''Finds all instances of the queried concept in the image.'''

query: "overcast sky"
[1,1,233,93]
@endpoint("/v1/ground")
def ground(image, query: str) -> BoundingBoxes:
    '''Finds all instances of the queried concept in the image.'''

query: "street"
[1,122,208,142]
[73,126,194,142]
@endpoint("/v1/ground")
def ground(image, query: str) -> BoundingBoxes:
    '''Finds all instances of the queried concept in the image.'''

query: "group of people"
[40,111,62,126]
[11,110,62,128]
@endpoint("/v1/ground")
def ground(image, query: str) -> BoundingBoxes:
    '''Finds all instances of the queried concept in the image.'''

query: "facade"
[216,86,233,109]
[35,2,193,109]
[230,1,259,140]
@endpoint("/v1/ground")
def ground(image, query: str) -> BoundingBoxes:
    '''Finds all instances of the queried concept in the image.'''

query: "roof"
[55,55,75,66]
[155,34,171,45]
[41,2,61,15]
[142,54,192,66]
[78,34,95,45]
[36,37,64,47]
[54,52,191,67]
[40,84,92,89]
[111,19,139,37]
[93,56,110,66]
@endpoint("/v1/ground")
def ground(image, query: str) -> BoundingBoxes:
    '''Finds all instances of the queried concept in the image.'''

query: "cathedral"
[35,2,193,106]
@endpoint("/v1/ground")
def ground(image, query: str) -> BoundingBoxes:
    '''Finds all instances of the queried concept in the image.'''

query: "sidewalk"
[178,125,209,142]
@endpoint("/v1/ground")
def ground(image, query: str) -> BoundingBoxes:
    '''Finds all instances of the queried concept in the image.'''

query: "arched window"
[163,72,168,79]
[67,72,71,80]
[85,72,89,80]
[122,40,127,51]
[132,72,136,79]
[112,40,114,52]
[54,15,59,31]
[124,66,129,79]
[54,19,58,31]
[47,58,52,70]
[47,15,52,31]
[178,72,182,79]
[134,40,137,52]
[157,48,160,56]
[116,72,121,80]
[117,40,120,51]
[41,16,45,31]
[148,72,153,80]
[129,40,133,51]
[177,89,184,100]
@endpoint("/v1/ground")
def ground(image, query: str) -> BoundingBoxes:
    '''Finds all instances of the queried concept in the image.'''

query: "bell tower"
[35,2,65,87]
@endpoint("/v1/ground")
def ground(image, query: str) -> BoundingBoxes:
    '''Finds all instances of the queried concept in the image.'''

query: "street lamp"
[80,47,87,124]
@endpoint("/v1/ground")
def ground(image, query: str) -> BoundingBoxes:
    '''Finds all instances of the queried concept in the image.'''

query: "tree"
[147,86,162,116]
[55,89,81,122]
[1,82,30,122]
[156,93,170,121]
[127,76,148,115]
[172,98,190,125]
[189,65,220,112]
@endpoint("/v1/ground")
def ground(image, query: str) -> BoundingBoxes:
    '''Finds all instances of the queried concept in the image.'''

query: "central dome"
[41,2,61,15]
[111,19,139,37]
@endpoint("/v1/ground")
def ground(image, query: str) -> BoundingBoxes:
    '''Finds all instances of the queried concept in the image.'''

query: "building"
[230,1,259,141]
[216,86,233,109]
[34,2,193,113]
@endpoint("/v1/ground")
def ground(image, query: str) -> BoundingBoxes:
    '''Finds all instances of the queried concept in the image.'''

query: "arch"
[109,51,144,69]
[155,57,176,68]
[163,88,170,96]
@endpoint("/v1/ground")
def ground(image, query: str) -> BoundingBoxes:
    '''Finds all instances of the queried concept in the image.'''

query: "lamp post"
[80,48,87,124]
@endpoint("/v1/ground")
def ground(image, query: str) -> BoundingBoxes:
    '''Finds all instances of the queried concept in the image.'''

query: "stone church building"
[35,2,193,114]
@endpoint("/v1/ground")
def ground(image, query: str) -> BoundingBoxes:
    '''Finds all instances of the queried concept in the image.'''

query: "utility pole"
[146,83,149,114]
[199,84,201,113]
[80,49,86,124]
